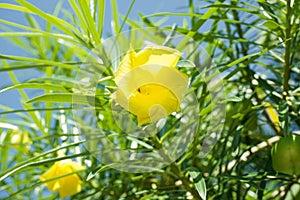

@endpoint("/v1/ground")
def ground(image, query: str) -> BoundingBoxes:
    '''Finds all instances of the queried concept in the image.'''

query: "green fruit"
[271,135,300,175]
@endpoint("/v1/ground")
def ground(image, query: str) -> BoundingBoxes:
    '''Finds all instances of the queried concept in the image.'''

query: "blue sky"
[0,0,190,55]
[0,0,191,111]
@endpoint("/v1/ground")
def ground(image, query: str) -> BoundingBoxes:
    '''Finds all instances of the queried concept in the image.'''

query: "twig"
[213,136,280,175]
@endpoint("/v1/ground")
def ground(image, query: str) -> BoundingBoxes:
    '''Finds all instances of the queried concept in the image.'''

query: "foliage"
[0,0,299,199]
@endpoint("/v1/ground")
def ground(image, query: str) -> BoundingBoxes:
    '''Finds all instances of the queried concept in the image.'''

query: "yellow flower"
[40,160,85,198]
[114,46,188,126]
[264,102,280,132]
[10,130,32,151]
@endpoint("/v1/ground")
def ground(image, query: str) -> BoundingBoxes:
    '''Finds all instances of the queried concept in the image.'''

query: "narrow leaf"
[87,163,121,181]
[26,93,104,108]
[187,168,207,200]
[0,83,68,93]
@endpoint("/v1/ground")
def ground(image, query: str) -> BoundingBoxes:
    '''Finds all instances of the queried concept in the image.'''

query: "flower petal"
[57,165,82,198]
[40,160,85,197]
[114,47,136,84]
[128,84,179,125]
[135,46,182,68]
[40,162,60,191]
[115,65,188,102]
[113,46,187,126]
[155,66,188,102]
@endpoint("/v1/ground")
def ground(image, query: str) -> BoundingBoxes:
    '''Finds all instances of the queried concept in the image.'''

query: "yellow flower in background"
[10,130,32,151]
[40,160,85,198]
[264,102,280,132]
[114,46,188,126]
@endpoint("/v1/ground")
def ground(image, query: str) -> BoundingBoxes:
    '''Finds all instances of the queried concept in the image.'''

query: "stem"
[282,0,293,136]
[169,163,202,199]
[283,0,292,94]
[2,60,46,136]
[214,136,280,174]
[189,0,195,27]
[177,1,222,50]
[230,1,283,135]
[152,136,201,199]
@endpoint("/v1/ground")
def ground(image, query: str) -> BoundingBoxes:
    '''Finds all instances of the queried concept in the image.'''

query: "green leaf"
[262,20,283,30]
[87,163,121,181]
[26,93,104,107]
[0,107,79,115]
[111,0,120,34]
[0,141,85,182]
[0,3,32,13]
[223,96,243,103]
[0,55,92,74]
[0,19,73,41]
[145,12,203,18]
[187,168,207,200]
[79,0,101,45]
[69,0,89,37]
[2,60,46,134]
[97,0,105,36]
[177,60,196,68]
[123,18,165,44]
[222,48,268,71]
[177,0,222,50]
[118,0,136,33]
[0,122,18,130]
[0,83,69,93]
[0,105,30,118]
[15,0,80,36]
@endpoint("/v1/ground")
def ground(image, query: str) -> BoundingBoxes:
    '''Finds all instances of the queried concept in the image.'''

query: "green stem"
[0,141,85,181]
[152,136,201,199]
[230,1,282,136]
[2,60,46,136]
[118,0,135,34]
[283,0,292,94]
[189,0,195,27]
[45,66,52,135]
[177,1,222,51]
[283,0,293,136]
